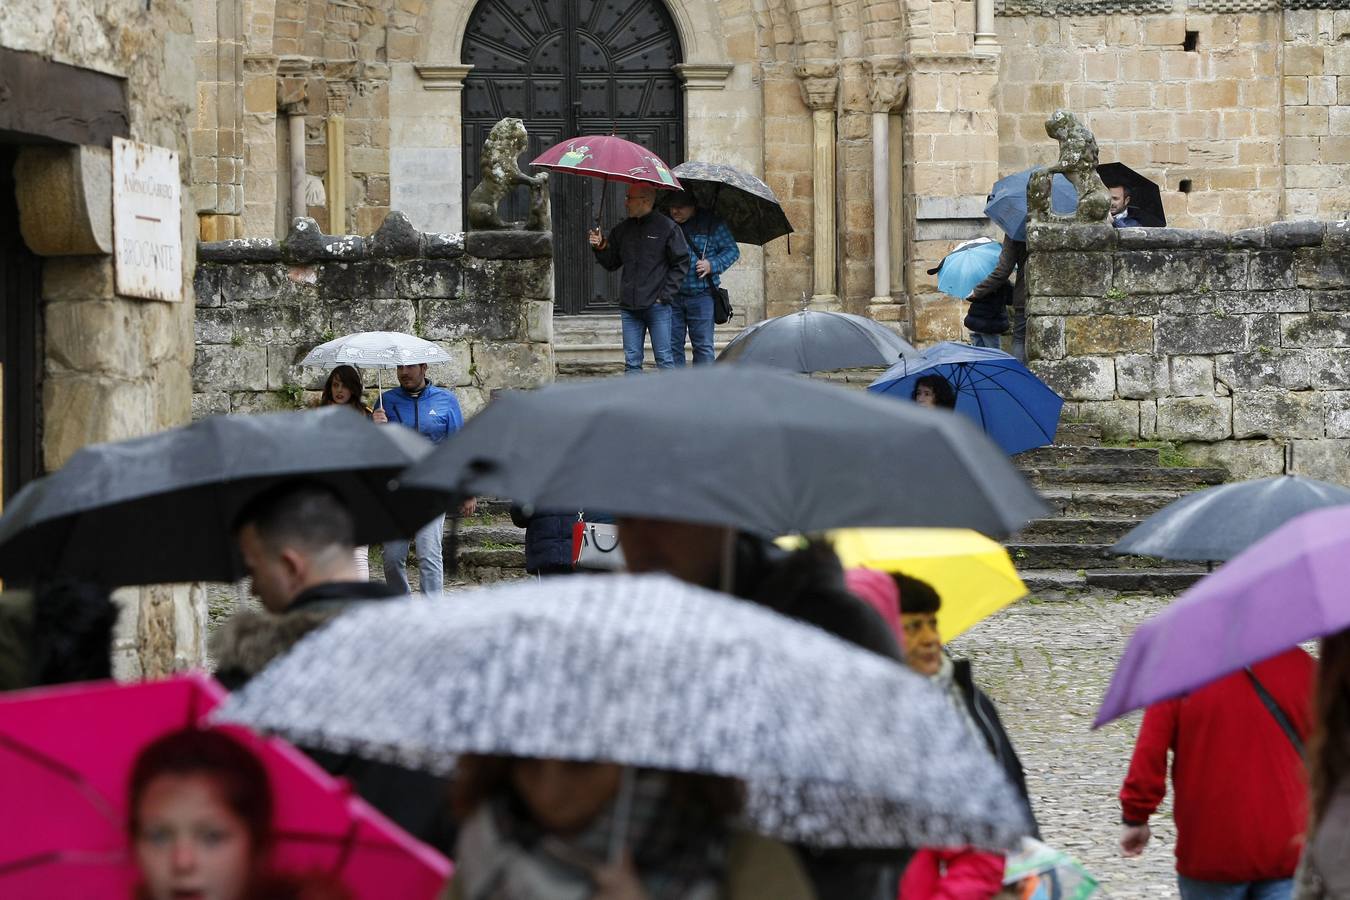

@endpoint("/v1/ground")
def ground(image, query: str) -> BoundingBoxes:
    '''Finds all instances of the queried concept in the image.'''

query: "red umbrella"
[531,134,682,190]
[0,673,450,898]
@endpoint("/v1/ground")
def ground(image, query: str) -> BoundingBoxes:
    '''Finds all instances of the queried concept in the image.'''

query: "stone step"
[1015,446,1160,467]
[457,523,525,546]
[1053,422,1103,445]
[1009,542,1174,571]
[1016,517,1140,543]
[458,546,527,569]
[1084,567,1207,593]
[1041,488,1187,519]
[554,314,747,375]
[1020,465,1227,490]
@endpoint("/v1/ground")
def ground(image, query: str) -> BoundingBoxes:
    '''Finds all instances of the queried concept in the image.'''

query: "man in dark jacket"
[211,479,456,851]
[966,235,1029,361]
[589,184,690,373]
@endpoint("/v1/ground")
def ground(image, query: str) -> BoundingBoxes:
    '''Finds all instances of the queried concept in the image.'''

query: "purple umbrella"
[1095,504,1350,727]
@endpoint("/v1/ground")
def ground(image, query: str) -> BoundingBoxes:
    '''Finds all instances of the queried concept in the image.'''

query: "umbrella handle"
[607,766,637,864]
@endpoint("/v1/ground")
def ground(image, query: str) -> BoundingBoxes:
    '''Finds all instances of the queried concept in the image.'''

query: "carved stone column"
[326,82,349,234]
[797,62,840,310]
[869,67,907,309]
[975,0,998,47]
[277,58,311,226]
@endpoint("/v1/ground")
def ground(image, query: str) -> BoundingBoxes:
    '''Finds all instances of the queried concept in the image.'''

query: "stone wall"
[1026,220,1350,482]
[192,212,554,417]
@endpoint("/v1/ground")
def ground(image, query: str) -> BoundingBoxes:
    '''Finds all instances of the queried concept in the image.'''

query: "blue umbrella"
[868,342,1064,456]
[935,238,1003,300]
[985,168,1078,241]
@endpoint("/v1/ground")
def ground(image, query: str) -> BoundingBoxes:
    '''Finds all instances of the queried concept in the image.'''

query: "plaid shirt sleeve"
[679,218,740,296]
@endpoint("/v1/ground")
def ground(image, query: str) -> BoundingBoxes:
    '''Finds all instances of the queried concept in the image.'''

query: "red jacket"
[1119,647,1315,881]
[899,848,1005,899]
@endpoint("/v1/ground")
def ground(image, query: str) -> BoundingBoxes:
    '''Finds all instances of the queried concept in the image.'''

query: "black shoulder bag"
[698,231,733,325]
[1246,667,1305,756]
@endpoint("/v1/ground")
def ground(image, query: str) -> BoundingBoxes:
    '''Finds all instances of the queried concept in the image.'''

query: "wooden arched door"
[462,0,684,314]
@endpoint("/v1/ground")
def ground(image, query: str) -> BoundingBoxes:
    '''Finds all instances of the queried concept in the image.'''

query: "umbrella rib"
[0,731,120,827]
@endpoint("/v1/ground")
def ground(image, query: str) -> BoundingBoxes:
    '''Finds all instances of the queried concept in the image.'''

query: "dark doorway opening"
[462,0,684,314]
[0,147,43,504]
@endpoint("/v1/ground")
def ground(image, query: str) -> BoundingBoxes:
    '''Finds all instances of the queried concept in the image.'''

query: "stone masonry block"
[1207,254,1250,292]
[1027,315,1065,361]
[1297,248,1350,290]
[1313,291,1350,312]
[328,299,416,335]
[220,264,288,303]
[192,391,230,421]
[1179,440,1286,480]
[1215,351,1312,392]
[1170,355,1216,397]
[192,345,268,392]
[1065,316,1153,355]
[231,302,329,345]
[1249,314,1282,350]
[1029,295,1162,317]
[1028,356,1116,401]
[420,296,521,342]
[194,265,223,307]
[1140,399,1157,439]
[194,308,234,345]
[424,341,473,389]
[1115,354,1168,399]
[1288,439,1350,482]
[1114,251,1205,294]
[1075,400,1142,441]
[1232,391,1324,439]
[1213,289,1310,315]
[1325,393,1350,438]
[1310,349,1350,389]
[1156,396,1233,441]
[1156,315,1246,355]
[45,301,145,379]
[471,340,553,390]
[1025,252,1112,298]
[397,259,462,299]
[1280,313,1350,348]
[316,261,399,300]
[526,301,554,343]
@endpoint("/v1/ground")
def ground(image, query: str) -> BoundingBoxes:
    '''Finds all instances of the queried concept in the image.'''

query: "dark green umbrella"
[0,407,452,587]
[666,160,793,246]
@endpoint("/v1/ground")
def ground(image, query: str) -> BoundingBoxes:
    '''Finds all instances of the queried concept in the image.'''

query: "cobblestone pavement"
[949,592,1179,899]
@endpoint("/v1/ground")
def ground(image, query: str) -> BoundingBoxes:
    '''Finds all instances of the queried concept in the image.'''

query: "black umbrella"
[666,160,793,246]
[0,407,452,587]
[717,309,920,373]
[1097,162,1166,227]
[398,366,1047,539]
[1111,475,1350,563]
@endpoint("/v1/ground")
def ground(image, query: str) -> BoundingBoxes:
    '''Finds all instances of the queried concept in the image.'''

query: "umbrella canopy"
[1096,505,1350,726]
[716,309,920,373]
[869,342,1065,456]
[1097,162,1166,227]
[1003,838,1101,897]
[397,366,1047,539]
[0,407,450,587]
[666,160,792,246]
[531,135,682,190]
[984,168,1078,242]
[818,528,1027,641]
[934,238,1004,301]
[218,575,1034,851]
[1111,475,1350,562]
[301,331,454,369]
[0,674,449,898]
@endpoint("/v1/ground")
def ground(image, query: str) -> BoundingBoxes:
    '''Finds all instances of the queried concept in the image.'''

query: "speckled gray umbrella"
[1112,474,1350,562]
[667,161,793,245]
[216,574,1032,851]
[717,309,920,372]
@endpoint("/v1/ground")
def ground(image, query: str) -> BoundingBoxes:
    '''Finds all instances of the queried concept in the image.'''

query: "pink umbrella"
[0,673,450,898]
[531,134,683,191]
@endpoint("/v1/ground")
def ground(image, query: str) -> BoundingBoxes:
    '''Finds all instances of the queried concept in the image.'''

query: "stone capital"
[794,61,839,110]
[277,76,308,114]
[868,66,908,112]
[415,63,474,92]
[674,62,734,91]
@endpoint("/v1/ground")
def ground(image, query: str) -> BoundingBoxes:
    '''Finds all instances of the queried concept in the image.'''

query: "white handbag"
[571,517,625,571]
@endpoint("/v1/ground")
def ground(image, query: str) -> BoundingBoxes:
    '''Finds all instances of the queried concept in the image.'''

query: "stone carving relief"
[1028,109,1112,227]
[466,118,551,232]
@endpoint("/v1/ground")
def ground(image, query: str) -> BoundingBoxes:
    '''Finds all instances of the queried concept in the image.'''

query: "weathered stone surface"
[218,264,288,303]
[1310,349,1350,389]
[1115,354,1167,399]
[1313,291,1350,312]
[228,391,297,414]
[1156,396,1233,441]
[1248,314,1282,350]
[192,345,268,391]
[1028,295,1161,317]
[458,386,490,420]
[231,302,328,344]
[281,218,368,264]
[526,301,554,344]
[1229,228,1269,250]
[424,232,466,259]
[1249,252,1297,291]
[328,299,417,335]
[465,230,554,260]
[1114,251,1205,294]
[191,391,230,420]
[1232,391,1324,439]
[1268,220,1327,248]
[1169,355,1216,397]
[1288,439,1350,483]
[462,257,553,302]
[1297,248,1350,290]
[1328,222,1350,251]
[1155,315,1246,355]
[317,261,399,299]
[471,340,554,389]
[1214,288,1308,314]
[1026,252,1112,297]
[1027,314,1065,361]
[422,296,521,341]
[1139,398,1158,438]
[1281,312,1350,348]
[1324,393,1350,438]
[1028,356,1116,401]
[1073,399,1141,440]
[396,259,461,299]
[1179,440,1286,479]
[194,307,234,344]
[43,374,156,470]
[425,341,473,388]
[198,238,282,263]
[1116,227,1227,250]
[1207,254,1249,292]
[1215,351,1311,391]
[368,211,423,258]
[1026,223,1117,251]
[46,300,145,378]
[194,265,223,307]
[1065,315,1152,355]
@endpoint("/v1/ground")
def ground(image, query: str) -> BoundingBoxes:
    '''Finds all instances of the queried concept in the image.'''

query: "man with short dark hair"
[1105,182,1143,228]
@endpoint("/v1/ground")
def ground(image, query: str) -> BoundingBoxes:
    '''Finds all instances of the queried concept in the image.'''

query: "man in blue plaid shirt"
[666,192,740,366]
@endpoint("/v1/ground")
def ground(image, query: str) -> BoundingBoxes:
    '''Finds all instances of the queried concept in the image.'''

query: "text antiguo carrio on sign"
[112,137,183,302]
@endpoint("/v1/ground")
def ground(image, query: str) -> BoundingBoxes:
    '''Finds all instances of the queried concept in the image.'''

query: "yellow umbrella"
[785,529,1027,641]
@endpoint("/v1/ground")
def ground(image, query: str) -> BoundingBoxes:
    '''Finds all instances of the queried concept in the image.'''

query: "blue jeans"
[383,513,446,595]
[670,292,716,366]
[620,304,674,373]
[1177,876,1292,900]
[969,331,1002,349]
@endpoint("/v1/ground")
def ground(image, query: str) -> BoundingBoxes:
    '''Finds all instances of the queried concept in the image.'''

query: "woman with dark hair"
[129,728,354,900]
[443,754,814,899]
[1296,630,1350,897]
[319,365,373,579]
[911,374,956,410]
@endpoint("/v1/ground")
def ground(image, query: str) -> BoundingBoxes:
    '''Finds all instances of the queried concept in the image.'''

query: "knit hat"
[843,568,901,639]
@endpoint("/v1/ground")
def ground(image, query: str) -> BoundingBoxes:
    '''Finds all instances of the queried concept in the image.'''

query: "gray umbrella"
[0,406,450,587]
[666,161,792,246]
[1111,474,1350,562]
[717,309,920,373]
[398,366,1046,539]
[216,574,1032,850]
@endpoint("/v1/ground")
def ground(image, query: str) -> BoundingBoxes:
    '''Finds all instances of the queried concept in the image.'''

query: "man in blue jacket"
[372,362,469,593]
[666,192,739,366]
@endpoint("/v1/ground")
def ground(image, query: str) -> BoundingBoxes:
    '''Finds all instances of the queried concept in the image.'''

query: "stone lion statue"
[466,117,550,232]
[1027,109,1111,226]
